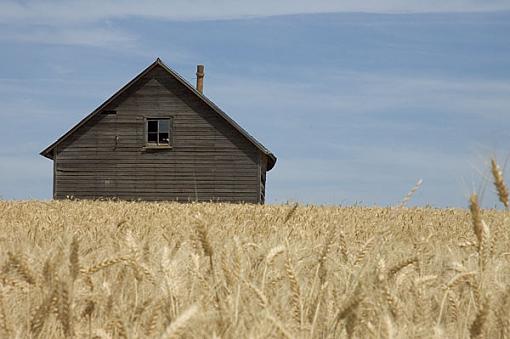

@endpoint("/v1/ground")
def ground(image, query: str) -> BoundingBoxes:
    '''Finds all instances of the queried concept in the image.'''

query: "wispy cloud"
[2,1,509,47]
[1,0,509,26]
[208,70,510,125]
[0,26,136,47]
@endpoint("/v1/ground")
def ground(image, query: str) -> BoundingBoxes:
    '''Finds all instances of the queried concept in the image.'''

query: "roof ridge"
[40,58,277,170]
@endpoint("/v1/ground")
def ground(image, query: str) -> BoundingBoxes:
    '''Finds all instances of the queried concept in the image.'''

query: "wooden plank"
[56,177,257,184]
[58,145,258,153]
[56,160,256,167]
[56,185,257,191]
[55,196,259,203]
[55,189,258,197]
[53,148,57,199]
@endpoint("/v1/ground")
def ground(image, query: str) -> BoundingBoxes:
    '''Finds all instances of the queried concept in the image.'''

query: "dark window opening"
[101,110,117,115]
[146,118,172,146]
[148,132,157,143]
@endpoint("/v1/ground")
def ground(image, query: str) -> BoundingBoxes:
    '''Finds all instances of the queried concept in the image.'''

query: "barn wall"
[54,66,262,203]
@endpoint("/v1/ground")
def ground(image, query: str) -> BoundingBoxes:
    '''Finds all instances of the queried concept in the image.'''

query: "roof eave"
[39,59,162,160]
[155,60,278,168]
[40,58,277,169]
[266,153,277,171]
[40,149,53,160]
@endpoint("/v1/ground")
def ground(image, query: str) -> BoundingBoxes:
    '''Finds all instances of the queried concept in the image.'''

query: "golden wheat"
[0,162,508,338]
[491,159,509,209]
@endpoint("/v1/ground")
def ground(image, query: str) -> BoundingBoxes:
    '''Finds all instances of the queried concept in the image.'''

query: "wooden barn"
[40,58,276,203]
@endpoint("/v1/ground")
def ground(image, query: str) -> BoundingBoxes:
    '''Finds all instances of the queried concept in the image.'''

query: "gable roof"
[40,58,276,170]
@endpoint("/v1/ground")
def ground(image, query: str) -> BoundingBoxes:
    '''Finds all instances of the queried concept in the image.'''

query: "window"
[146,118,172,146]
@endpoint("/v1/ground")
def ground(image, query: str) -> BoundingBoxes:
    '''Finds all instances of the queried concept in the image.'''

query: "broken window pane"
[159,133,169,144]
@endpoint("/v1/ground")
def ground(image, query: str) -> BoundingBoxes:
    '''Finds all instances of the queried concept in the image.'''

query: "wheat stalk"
[80,256,130,275]
[338,231,349,261]
[145,300,163,337]
[266,314,294,339]
[332,287,364,333]
[285,255,302,326]
[318,225,335,285]
[387,257,418,279]
[56,280,74,337]
[354,237,375,267]
[447,290,458,324]
[160,304,198,339]
[494,287,510,338]
[470,297,489,339]
[261,245,285,289]
[469,194,484,253]
[383,284,402,320]
[7,252,35,285]
[399,179,423,207]
[283,203,299,224]
[0,288,10,337]
[194,216,213,258]
[245,281,268,308]
[30,291,53,338]
[69,235,80,282]
[491,159,509,209]
[113,314,127,339]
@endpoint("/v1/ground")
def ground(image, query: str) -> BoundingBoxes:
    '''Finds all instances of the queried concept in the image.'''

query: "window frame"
[144,117,173,149]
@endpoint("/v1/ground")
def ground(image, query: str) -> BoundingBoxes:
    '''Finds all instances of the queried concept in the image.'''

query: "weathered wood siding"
[259,154,267,204]
[54,65,262,203]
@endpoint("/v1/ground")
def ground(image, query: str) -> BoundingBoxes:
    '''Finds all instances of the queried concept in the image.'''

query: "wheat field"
[0,165,509,338]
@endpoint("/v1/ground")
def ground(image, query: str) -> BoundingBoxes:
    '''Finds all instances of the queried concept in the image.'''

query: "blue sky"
[1,1,509,207]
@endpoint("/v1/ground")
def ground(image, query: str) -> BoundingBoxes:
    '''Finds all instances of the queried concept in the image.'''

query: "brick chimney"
[196,65,205,94]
